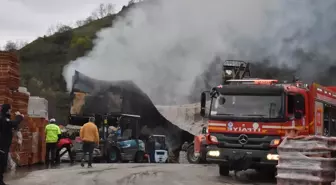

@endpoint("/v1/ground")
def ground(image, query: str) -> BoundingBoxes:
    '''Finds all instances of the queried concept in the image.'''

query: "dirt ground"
[5,163,276,185]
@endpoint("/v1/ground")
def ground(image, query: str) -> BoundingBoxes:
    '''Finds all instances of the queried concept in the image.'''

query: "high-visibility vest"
[45,123,61,143]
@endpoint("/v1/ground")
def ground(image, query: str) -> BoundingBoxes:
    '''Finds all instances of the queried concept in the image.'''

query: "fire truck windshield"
[210,94,283,119]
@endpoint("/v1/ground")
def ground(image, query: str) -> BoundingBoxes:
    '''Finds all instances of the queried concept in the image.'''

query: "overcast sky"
[0,0,129,47]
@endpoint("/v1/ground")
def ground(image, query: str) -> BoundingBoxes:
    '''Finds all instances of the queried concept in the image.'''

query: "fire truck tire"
[186,145,201,164]
[219,164,230,176]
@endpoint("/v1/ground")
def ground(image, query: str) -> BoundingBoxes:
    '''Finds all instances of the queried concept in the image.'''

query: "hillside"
[17,5,133,122]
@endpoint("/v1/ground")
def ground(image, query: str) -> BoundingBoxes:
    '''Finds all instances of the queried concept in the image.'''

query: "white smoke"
[63,0,336,105]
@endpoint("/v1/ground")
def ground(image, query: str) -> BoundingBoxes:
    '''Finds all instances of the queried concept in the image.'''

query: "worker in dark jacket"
[0,104,24,185]
[146,136,156,163]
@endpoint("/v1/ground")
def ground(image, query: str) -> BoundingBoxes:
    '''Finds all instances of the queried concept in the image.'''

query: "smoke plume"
[63,0,336,105]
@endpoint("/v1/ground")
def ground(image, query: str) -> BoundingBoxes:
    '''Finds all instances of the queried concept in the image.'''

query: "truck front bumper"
[206,145,278,168]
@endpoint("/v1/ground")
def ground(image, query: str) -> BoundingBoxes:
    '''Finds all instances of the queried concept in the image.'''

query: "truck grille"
[212,133,280,150]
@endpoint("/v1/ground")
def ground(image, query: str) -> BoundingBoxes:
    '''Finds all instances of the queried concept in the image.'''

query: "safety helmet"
[49,118,56,123]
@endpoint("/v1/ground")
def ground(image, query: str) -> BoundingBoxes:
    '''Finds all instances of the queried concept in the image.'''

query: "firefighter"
[45,118,61,166]
[0,104,24,185]
[80,117,99,168]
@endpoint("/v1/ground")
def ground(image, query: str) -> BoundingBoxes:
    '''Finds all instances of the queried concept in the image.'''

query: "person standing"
[0,104,24,185]
[45,118,61,166]
[80,117,99,168]
[147,136,156,163]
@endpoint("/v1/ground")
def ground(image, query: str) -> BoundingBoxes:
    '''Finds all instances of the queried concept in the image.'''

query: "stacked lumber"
[0,51,49,166]
[12,90,29,118]
[27,96,48,164]
[277,136,336,185]
[0,88,13,105]
[28,117,47,164]
[0,52,20,90]
[10,126,32,166]
[10,103,48,166]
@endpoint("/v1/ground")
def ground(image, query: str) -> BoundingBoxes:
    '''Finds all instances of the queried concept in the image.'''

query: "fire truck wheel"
[219,164,230,176]
[186,145,201,164]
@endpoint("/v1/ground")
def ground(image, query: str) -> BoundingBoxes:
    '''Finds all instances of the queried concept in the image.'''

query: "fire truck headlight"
[208,150,220,157]
[270,139,281,146]
[267,154,279,160]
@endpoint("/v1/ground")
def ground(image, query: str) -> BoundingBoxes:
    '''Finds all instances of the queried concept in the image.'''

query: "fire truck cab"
[200,60,336,176]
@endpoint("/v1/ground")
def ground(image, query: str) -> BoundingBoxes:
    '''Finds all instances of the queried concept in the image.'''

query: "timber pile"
[0,52,20,90]
[277,136,336,185]
[0,51,48,166]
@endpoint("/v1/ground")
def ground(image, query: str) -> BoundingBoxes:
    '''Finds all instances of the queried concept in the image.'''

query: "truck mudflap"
[205,146,278,171]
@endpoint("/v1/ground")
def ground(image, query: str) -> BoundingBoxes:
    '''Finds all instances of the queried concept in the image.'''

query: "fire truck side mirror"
[200,92,206,117]
[201,127,207,134]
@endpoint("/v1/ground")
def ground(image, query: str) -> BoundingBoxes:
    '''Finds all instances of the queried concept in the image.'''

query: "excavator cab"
[222,60,251,84]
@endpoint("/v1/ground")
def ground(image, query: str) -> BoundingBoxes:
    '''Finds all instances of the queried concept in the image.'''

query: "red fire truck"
[200,60,336,176]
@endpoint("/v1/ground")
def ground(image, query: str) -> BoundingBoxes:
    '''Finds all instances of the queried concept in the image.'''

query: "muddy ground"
[5,163,276,185]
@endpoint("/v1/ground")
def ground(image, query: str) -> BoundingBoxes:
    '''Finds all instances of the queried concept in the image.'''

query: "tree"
[70,36,91,49]
[91,11,99,20]
[17,40,28,49]
[55,24,72,33]
[46,25,56,36]
[106,3,115,15]
[75,3,115,28]
[98,3,107,18]
[4,40,18,51]
[92,3,115,19]
[84,16,94,24]
[76,20,85,27]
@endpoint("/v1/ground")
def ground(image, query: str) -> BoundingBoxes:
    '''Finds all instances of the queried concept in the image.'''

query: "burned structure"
[68,71,194,151]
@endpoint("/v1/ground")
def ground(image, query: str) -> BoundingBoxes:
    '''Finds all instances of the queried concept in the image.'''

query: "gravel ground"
[5,163,276,185]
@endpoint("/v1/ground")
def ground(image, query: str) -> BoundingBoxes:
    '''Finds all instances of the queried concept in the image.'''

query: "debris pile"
[277,136,336,185]
[0,51,48,166]
[156,101,210,135]
[70,71,194,151]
